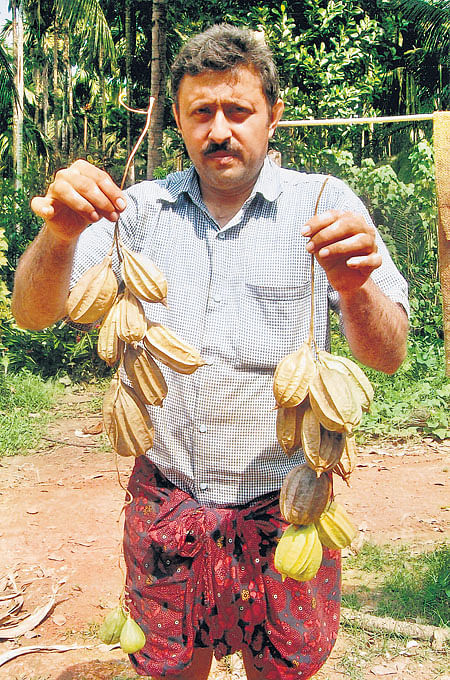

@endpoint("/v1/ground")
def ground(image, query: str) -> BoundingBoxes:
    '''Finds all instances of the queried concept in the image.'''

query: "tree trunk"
[99,44,106,163]
[125,0,135,184]
[12,0,24,192]
[147,0,167,179]
[52,17,59,161]
[42,61,49,137]
[62,26,70,160]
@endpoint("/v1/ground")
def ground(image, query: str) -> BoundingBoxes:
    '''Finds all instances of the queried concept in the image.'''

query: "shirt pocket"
[235,282,312,370]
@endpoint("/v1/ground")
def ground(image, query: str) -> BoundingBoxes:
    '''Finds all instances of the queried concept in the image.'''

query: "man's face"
[173,66,284,197]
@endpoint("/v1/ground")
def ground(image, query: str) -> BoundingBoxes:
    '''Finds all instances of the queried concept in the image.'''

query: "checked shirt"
[71,157,409,507]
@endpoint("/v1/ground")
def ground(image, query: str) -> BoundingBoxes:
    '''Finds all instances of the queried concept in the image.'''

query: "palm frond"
[0,40,17,108]
[395,0,450,55]
[56,0,116,67]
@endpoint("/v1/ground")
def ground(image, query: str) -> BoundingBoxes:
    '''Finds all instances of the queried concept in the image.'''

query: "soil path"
[0,389,448,680]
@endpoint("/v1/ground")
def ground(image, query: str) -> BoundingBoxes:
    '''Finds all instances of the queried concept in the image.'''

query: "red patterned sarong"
[124,457,341,679]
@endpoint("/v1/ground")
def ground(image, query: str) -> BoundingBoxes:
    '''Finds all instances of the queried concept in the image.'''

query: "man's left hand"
[302,210,382,294]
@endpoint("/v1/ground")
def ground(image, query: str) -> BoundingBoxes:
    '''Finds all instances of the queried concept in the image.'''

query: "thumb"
[31,196,56,220]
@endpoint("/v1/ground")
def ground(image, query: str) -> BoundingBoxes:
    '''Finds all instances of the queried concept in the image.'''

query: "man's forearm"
[338,279,408,374]
[12,226,76,330]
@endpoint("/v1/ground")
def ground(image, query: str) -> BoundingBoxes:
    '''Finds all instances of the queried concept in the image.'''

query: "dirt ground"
[0,388,448,680]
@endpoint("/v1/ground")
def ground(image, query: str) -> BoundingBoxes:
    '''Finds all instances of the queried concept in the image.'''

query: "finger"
[49,173,120,222]
[346,252,382,270]
[71,160,127,211]
[305,216,374,253]
[301,210,343,237]
[309,232,377,259]
[54,161,127,215]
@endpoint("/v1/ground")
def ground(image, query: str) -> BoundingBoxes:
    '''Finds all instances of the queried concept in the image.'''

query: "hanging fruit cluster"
[273,177,373,583]
[66,238,206,651]
[66,222,205,655]
[66,237,206,459]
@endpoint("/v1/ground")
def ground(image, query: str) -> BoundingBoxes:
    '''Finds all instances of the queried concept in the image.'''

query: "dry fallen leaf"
[82,420,103,435]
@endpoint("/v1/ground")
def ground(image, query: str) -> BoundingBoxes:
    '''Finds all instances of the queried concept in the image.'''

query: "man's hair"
[171,24,280,107]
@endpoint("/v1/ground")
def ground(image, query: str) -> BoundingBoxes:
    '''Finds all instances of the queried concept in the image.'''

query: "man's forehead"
[177,66,266,103]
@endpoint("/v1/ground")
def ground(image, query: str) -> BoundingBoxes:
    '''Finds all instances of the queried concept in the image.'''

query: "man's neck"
[200,179,256,229]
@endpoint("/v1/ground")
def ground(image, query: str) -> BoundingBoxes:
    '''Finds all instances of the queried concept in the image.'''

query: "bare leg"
[149,647,214,680]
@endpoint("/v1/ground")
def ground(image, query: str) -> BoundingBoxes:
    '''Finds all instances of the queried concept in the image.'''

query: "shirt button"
[217,232,226,239]
[199,482,208,491]
[198,424,207,433]
[213,294,222,303]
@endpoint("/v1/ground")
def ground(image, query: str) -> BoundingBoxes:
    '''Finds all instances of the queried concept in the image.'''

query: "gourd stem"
[308,176,331,351]
[113,96,156,262]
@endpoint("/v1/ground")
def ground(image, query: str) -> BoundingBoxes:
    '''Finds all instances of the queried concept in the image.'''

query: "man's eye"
[229,107,250,118]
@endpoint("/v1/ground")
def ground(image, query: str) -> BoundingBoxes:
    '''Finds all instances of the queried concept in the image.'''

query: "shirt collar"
[158,156,283,205]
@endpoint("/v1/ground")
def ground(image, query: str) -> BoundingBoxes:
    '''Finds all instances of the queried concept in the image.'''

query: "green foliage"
[343,541,450,627]
[0,179,42,289]
[319,140,441,343]
[0,222,9,321]
[1,319,112,381]
[0,370,63,456]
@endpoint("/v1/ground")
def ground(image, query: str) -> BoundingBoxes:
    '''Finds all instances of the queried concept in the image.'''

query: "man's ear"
[172,102,182,132]
[269,98,284,139]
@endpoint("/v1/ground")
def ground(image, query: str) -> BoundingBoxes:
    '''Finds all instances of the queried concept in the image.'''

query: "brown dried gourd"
[279,462,332,525]
[300,405,321,467]
[333,435,357,485]
[276,400,308,456]
[120,240,168,305]
[66,255,118,323]
[123,344,168,407]
[144,323,206,374]
[317,350,373,412]
[117,288,147,346]
[102,374,154,457]
[315,500,357,550]
[97,295,124,367]
[274,523,323,582]
[273,341,316,408]
[310,427,346,477]
[309,364,362,435]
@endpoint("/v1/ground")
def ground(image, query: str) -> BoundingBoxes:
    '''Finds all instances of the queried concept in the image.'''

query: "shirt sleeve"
[325,178,410,318]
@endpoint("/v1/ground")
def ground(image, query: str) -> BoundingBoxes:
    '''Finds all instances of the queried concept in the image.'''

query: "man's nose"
[208,110,231,144]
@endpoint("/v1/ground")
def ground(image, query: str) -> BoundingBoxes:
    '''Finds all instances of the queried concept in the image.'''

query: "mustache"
[203,141,239,156]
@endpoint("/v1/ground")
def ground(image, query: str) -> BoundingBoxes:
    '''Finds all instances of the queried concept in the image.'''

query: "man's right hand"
[31,159,127,242]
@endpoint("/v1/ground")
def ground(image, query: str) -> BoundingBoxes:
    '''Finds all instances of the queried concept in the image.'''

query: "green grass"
[342,542,450,627]
[0,371,64,455]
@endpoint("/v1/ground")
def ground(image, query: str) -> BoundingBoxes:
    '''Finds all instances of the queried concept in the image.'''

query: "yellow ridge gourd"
[276,401,307,456]
[274,523,323,582]
[315,500,357,550]
[119,615,146,654]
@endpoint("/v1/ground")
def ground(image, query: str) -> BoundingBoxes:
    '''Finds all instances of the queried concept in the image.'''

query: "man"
[12,24,408,680]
